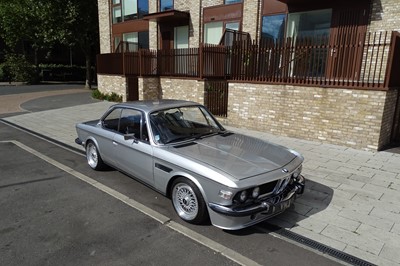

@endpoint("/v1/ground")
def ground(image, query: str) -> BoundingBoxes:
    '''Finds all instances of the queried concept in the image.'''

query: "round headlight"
[239,190,248,202]
[293,165,302,179]
[252,187,260,198]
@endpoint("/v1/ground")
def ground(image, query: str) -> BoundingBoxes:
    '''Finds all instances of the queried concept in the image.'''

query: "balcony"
[97,31,400,90]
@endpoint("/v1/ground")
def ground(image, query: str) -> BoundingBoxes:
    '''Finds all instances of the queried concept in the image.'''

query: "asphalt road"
[0,84,343,265]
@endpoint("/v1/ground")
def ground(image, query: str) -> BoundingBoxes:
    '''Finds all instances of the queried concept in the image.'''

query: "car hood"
[170,133,297,180]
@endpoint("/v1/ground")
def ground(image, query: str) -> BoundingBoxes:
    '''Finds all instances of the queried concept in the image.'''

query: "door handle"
[113,141,118,146]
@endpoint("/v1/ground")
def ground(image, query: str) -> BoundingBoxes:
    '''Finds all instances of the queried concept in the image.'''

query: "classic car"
[75,99,305,230]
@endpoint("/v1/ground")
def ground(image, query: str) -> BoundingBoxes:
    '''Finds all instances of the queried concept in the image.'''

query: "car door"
[112,108,154,185]
[96,107,122,167]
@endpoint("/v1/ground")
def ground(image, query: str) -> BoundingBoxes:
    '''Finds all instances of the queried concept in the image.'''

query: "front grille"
[259,180,279,196]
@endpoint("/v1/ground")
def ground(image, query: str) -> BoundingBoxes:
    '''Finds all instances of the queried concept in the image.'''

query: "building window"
[287,9,332,39]
[114,36,121,51]
[204,22,223,45]
[261,14,286,42]
[138,32,149,49]
[225,0,242,4]
[160,0,173,11]
[114,31,149,52]
[174,26,189,49]
[112,5,122,24]
[112,0,149,24]
[204,21,240,45]
[138,0,149,18]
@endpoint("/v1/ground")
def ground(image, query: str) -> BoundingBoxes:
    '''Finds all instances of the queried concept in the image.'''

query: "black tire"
[85,141,105,170]
[171,177,208,224]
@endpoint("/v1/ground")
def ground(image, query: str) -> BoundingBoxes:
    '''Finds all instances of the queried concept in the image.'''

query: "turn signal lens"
[218,190,233,200]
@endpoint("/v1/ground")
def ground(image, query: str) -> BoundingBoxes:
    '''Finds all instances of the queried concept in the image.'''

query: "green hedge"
[39,64,89,81]
[0,60,90,83]
[92,89,122,102]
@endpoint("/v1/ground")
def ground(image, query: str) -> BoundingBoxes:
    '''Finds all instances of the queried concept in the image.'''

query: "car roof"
[111,99,201,114]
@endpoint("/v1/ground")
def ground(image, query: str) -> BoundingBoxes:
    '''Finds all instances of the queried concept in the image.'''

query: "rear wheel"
[171,178,208,224]
[86,141,105,170]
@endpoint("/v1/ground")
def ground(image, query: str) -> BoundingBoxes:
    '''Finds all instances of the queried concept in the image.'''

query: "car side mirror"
[124,133,136,140]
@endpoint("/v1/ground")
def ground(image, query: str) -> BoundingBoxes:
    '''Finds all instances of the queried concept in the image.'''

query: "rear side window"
[102,108,122,131]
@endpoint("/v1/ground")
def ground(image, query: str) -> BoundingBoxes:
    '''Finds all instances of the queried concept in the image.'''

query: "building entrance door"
[127,77,138,101]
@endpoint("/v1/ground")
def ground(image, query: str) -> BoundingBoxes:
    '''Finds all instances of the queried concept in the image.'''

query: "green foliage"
[0,54,35,83]
[39,64,89,81]
[91,89,123,103]
[0,0,99,87]
[0,0,73,49]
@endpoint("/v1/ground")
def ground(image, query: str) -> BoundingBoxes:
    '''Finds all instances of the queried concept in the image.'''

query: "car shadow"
[225,179,334,235]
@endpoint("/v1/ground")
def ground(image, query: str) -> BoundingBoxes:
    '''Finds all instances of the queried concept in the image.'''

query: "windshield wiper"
[193,130,223,139]
[164,135,195,144]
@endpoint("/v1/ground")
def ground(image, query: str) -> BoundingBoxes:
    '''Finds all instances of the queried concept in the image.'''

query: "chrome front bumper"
[75,138,83,145]
[209,175,305,217]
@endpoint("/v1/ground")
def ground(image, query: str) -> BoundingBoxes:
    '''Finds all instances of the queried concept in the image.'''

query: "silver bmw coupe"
[75,99,305,230]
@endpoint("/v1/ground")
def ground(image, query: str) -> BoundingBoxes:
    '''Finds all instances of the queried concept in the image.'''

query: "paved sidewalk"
[2,101,400,266]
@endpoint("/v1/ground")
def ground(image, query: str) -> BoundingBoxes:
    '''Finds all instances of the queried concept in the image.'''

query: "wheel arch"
[84,136,100,150]
[166,173,209,203]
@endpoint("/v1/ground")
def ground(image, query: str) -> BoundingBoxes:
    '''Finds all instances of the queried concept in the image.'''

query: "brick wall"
[159,78,205,103]
[242,0,261,40]
[227,83,392,151]
[97,75,127,102]
[378,89,399,149]
[149,1,158,50]
[134,76,398,151]
[97,0,111,54]
[138,77,162,100]
[369,0,400,32]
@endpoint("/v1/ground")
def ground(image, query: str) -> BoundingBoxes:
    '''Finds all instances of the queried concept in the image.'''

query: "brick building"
[96,0,400,151]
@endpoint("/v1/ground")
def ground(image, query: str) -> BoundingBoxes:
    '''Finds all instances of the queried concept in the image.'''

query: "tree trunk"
[33,47,40,84]
[85,54,92,89]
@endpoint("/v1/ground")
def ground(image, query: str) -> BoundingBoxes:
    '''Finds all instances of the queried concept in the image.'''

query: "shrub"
[39,64,89,81]
[1,54,36,83]
[92,89,123,102]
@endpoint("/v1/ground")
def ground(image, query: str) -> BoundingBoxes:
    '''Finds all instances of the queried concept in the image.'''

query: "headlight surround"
[239,190,248,202]
[234,186,260,203]
[252,187,260,198]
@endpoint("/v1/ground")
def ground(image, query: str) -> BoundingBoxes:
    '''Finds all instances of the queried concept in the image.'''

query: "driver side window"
[119,109,141,136]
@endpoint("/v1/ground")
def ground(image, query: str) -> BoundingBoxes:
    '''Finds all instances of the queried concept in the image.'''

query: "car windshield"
[150,106,223,144]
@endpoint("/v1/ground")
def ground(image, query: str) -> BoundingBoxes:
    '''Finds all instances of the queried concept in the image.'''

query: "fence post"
[199,44,203,79]
[139,49,142,76]
[122,49,125,76]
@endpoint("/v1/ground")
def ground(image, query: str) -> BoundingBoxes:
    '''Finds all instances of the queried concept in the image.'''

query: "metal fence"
[204,80,228,117]
[229,31,396,89]
[97,31,400,89]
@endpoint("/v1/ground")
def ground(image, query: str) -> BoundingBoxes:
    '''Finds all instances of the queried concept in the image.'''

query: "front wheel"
[86,141,105,170]
[171,178,208,224]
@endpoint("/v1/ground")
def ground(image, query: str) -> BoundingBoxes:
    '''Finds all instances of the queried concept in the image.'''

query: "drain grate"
[266,223,376,266]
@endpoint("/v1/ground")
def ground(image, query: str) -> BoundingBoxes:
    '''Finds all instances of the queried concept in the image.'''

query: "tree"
[0,0,99,87]
[64,0,99,88]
